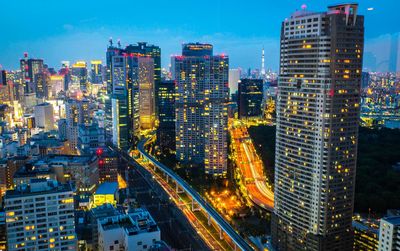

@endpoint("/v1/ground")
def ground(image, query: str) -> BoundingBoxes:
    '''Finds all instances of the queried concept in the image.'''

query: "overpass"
[136,137,254,251]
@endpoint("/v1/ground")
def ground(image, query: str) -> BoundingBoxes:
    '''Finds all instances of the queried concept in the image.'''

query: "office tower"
[271,4,364,251]
[20,53,44,94]
[34,102,54,131]
[229,68,241,95]
[172,43,229,176]
[378,216,400,251]
[105,41,125,141]
[48,74,64,99]
[98,208,160,251]
[5,179,76,250]
[237,79,264,119]
[65,98,90,152]
[125,42,161,119]
[91,60,103,84]
[110,54,131,149]
[138,57,155,129]
[35,71,50,99]
[156,80,175,153]
[71,61,88,91]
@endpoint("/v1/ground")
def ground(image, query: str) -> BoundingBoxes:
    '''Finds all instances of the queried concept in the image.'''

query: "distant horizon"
[1,0,399,72]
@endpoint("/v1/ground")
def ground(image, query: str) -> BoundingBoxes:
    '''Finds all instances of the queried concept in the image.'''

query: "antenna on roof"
[117,39,121,48]
[109,37,113,47]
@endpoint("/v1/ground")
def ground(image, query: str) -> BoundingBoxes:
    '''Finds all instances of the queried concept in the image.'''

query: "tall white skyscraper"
[5,179,76,250]
[172,43,229,176]
[272,4,364,251]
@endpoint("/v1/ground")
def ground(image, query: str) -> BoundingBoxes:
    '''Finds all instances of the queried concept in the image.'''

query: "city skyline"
[0,0,399,72]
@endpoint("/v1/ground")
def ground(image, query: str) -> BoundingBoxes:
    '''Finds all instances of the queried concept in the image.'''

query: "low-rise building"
[98,208,160,251]
[93,182,118,208]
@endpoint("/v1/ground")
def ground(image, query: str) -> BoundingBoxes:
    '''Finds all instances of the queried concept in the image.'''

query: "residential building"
[172,43,229,176]
[5,179,76,250]
[272,4,364,251]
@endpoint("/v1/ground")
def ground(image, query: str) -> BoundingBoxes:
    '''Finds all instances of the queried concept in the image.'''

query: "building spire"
[261,46,266,77]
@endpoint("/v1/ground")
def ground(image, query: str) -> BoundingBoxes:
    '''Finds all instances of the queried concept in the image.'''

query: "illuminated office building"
[272,4,364,251]
[237,79,264,119]
[138,57,155,129]
[172,43,229,176]
[125,42,161,120]
[71,61,88,92]
[20,53,44,94]
[156,80,175,152]
[5,179,76,250]
[90,60,103,84]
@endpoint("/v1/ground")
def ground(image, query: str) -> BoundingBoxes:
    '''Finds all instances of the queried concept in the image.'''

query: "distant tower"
[261,47,266,77]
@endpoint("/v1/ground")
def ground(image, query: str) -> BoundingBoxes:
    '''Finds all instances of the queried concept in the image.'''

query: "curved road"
[137,137,254,251]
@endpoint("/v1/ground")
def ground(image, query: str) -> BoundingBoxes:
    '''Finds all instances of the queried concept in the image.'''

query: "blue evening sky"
[0,0,399,72]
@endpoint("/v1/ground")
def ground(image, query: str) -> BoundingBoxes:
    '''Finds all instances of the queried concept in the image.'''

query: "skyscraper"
[156,80,175,153]
[71,61,88,92]
[237,79,264,119]
[125,42,161,121]
[138,57,155,129]
[272,4,364,251]
[90,60,103,84]
[20,53,44,94]
[172,43,229,176]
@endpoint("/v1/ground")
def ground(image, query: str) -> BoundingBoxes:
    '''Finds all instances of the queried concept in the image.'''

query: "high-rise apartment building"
[65,99,90,152]
[272,4,364,251]
[237,79,264,119]
[172,43,229,176]
[5,179,76,250]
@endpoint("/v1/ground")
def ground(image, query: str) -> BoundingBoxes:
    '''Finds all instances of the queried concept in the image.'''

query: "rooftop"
[5,179,72,198]
[382,216,400,225]
[95,182,118,195]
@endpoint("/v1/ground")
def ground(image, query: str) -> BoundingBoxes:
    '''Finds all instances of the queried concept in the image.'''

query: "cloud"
[63,24,74,31]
